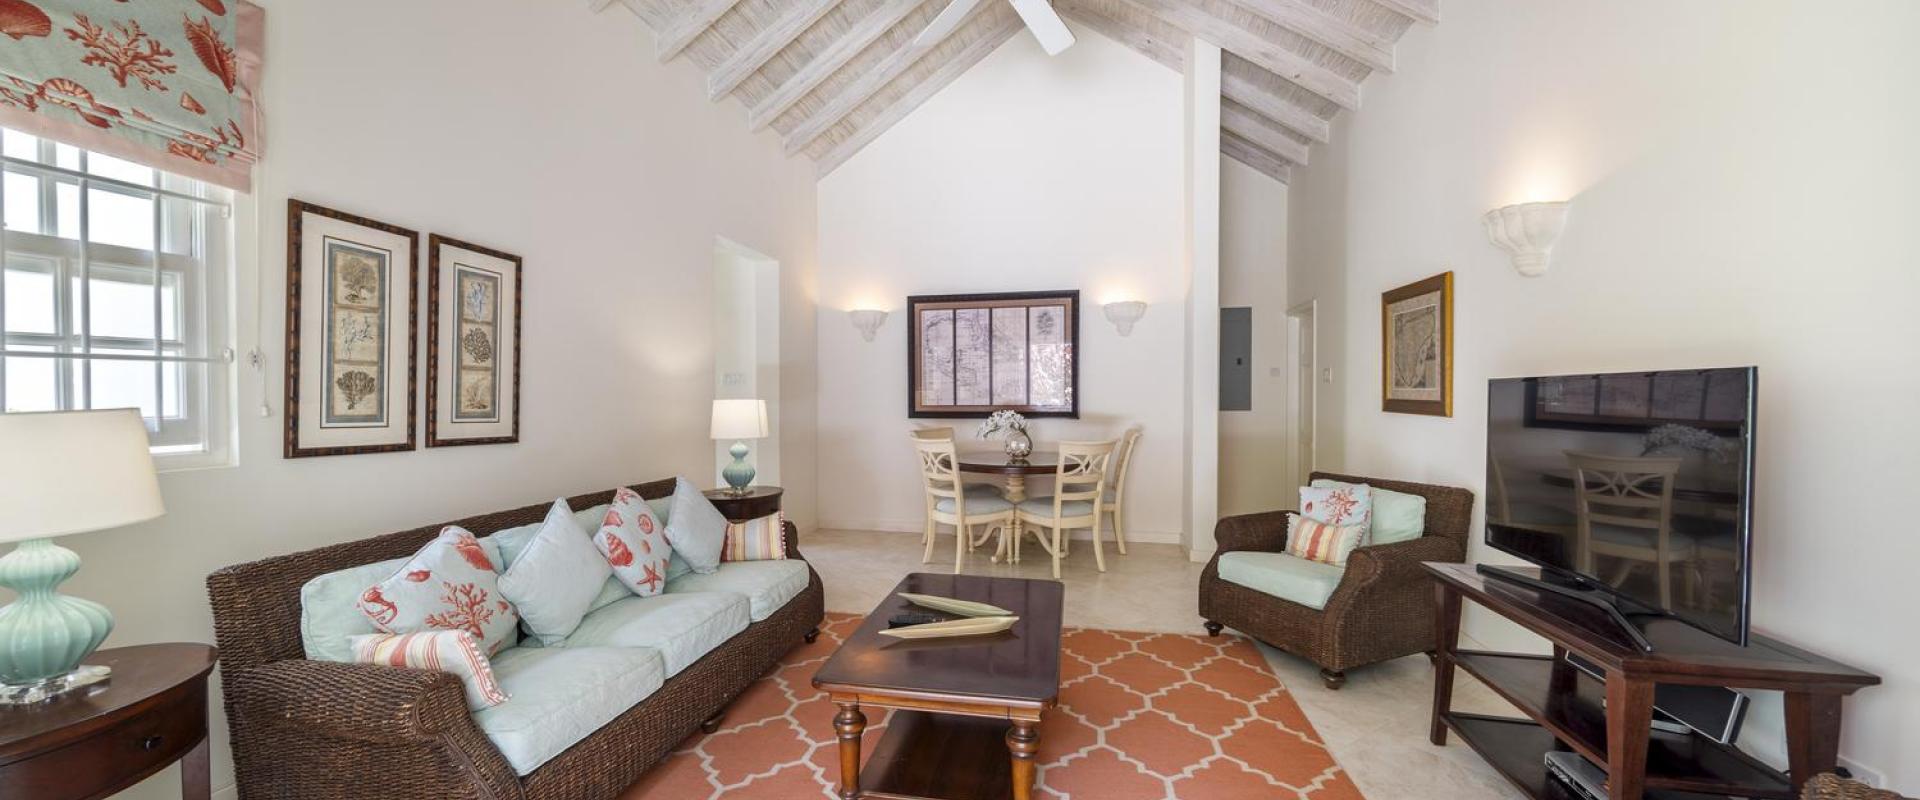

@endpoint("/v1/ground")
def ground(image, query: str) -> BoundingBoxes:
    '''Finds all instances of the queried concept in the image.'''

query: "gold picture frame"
[1381,271,1453,417]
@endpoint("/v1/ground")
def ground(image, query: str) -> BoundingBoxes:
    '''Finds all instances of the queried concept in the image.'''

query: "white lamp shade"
[0,409,164,543]
[710,399,769,441]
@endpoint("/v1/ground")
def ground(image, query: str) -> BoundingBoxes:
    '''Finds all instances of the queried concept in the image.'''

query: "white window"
[2,128,235,469]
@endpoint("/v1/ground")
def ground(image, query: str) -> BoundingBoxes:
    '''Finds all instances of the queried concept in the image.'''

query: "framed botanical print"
[908,291,1079,418]
[427,235,522,447]
[1381,271,1453,417]
[285,200,419,457]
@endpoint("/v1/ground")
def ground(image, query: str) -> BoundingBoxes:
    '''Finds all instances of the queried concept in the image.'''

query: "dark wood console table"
[1425,562,1878,800]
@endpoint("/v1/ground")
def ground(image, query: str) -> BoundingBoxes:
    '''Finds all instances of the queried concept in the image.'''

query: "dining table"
[956,451,1058,564]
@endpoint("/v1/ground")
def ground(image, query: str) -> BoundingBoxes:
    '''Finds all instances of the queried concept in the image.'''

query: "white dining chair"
[910,428,1006,553]
[1014,440,1116,579]
[1100,427,1141,556]
[914,435,1014,573]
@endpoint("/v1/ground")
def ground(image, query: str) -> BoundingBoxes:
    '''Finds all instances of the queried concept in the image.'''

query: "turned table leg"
[1006,475,1027,563]
[834,701,866,800]
[1007,719,1040,800]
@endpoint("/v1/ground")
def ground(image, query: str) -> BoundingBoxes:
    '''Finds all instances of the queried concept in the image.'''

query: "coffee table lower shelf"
[1442,712,1733,800]
[858,710,1017,800]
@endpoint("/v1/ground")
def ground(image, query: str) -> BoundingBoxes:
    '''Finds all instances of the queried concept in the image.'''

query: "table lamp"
[0,408,164,702]
[710,399,769,496]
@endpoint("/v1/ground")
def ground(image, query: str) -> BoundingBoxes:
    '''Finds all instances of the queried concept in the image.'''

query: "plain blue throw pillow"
[665,478,727,574]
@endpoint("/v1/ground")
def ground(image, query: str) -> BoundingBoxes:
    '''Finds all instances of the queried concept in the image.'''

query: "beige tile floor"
[805,528,1528,800]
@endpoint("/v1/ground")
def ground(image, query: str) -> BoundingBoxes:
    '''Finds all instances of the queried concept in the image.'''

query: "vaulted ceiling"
[589,0,1436,182]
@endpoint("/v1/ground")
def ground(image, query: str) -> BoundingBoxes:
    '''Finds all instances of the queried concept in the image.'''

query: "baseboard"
[817,519,1183,546]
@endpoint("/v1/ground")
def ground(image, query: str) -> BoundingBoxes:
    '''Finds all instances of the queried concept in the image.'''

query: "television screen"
[1485,368,1755,645]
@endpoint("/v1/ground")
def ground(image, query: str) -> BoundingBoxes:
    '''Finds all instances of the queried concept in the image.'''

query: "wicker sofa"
[1200,471,1473,689]
[206,479,825,800]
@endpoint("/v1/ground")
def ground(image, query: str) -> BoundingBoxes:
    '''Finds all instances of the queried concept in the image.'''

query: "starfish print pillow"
[595,487,673,597]
[357,526,520,655]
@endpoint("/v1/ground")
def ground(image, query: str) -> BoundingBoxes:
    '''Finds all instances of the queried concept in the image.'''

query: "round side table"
[703,486,783,523]
[0,643,217,800]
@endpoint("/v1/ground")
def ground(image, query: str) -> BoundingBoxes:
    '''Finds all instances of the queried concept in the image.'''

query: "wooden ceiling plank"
[1221,130,1292,183]
[1220,101,1309,164]
[1057,2,1184,71]
[816,11,1025,175]
[1221,71,1330,142]
[709,0,845,101]
[589,0,621,13]
[749,0,928,132]
[1226,0,1394,72]
[785,1,992,154]
[1115,0,1361,109]
[1370,0,1438,24]
[655,0,744,62]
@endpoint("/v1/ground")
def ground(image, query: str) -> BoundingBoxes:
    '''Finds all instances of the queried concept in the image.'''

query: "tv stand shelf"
[1424,563,1879,800]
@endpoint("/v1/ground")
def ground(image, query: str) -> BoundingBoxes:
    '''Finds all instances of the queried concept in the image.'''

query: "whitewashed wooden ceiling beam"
[1226,0,1394,72]
[1114,0,1361,110]
[1057,2,1183,69]
[784,0,993,154]
[1370,0,1438,24]
[588,0,621,13]
[749,0,928,132]
[1221,70,1328,142]
[1221,129,1292,183]
[655,0,743,62]
[709,0,845,100]
[816,11,1025,175]
[1220,99,1308,164]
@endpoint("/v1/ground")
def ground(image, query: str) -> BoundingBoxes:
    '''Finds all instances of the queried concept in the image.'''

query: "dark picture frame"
[907,290,1080,419]
[426,234,523,448]
[284,200,419,458]
[1381,271,1453,417]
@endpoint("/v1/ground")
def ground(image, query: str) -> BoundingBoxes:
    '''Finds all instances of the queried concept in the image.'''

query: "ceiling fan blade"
[914,0,986,47]
[1007,0,1075,55]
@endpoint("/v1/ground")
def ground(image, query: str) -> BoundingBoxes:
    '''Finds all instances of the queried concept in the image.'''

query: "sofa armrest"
[1328,535,1465,608]
[1213,510,1292,555]
[229,659,484,745]
[783,520,806,561]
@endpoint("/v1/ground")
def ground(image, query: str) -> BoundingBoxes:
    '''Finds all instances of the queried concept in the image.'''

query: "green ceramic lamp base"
[721,440,756,495]
[0,538,114,691]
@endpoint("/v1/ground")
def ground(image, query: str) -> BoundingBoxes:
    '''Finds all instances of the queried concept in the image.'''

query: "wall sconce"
[1483,201,1570,277]
[1103,301,1148,336]
[848,309,888,342]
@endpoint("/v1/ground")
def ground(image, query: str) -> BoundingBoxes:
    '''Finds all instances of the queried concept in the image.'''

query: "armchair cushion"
[472,645,667,775]
[1312,479,1427,545]
[665,560,811,622]
[1217,551,1346,610]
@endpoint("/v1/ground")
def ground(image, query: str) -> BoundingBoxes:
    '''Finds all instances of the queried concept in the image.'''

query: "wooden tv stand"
[1424,562,1879,800]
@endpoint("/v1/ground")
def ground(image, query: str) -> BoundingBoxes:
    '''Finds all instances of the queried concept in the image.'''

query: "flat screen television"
[1485,368,1756,647]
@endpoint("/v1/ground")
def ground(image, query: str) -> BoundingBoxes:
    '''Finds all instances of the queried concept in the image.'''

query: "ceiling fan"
[915,0,1076,56]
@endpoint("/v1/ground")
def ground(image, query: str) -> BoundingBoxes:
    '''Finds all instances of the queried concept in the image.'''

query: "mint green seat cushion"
[562,592,749,676]
[473,645,666,775]
[935,494,1013,514]
[1217,551,1347,611]
[665,560,810,622]
[1016,496,1096,517]
[1312,479,1427,545]
[298,538,506,664]
[965,484,1005,499]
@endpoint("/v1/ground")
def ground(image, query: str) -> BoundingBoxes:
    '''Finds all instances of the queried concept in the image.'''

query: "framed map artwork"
[907,291,1079,418]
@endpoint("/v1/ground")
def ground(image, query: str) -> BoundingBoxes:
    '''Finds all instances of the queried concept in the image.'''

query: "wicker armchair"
[206,479,825,800]
[1802,774,1911,800]
[1200,471,1474,689]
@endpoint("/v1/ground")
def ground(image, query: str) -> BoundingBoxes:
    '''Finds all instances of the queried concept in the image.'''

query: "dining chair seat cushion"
[965,484,1006,499]
[665,560,811,622]
[934,494,1014,514]
[472,644,666,775]
[561,591,749,676]
[1217,551,1346,611]
[1017,496,1097,518]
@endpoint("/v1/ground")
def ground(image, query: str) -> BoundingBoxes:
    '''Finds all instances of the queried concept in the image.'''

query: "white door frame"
[1285,300,1318,489]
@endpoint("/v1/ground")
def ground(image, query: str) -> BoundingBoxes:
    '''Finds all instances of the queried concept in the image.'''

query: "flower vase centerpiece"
[978,410,1033,463]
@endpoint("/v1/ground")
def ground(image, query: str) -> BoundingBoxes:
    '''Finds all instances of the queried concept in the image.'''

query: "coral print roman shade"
[0,0,263,190]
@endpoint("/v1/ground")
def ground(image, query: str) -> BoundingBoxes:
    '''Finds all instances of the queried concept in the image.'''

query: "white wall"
[1219,159,1289,517]
[815,24,1192,541]
[69,2,819,797]
[1286,0,1920,788]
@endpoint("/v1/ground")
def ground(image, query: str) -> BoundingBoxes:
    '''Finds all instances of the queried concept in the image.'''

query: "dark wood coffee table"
[813,573,1063,800]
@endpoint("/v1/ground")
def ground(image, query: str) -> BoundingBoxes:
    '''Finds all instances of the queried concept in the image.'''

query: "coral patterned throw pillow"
[722,512,787,562]
[595,487,673,597]
[1299,483,1374,537]
[351,631,509,711]
[356,526,520,655]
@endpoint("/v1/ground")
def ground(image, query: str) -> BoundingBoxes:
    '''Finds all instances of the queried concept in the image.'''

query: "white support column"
[1185,37,1223,562]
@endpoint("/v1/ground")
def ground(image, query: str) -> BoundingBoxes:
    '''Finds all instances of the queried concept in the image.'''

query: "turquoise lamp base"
[0,538,114,700]
[721,440,756,495]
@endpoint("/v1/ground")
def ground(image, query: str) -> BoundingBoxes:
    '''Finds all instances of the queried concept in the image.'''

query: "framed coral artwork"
[285,200,419,457]
[426,235,522,447]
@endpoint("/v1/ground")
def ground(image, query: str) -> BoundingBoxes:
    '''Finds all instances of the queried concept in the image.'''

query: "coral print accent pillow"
[1299,483,1373,534]
[1284,513,1368,566]
[596,487,673,597]
[356,526,520,655]
[722,512,787,562]
[351,631,508,711]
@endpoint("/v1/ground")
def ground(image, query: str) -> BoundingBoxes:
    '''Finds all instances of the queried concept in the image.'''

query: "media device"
[1544,752,1608,800]
[1483,368,1756,649]
[1564,652,1749,743]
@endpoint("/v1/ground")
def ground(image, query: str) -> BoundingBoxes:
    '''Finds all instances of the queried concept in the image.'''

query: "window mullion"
[151,183,162,423]
[1,160,9,413]
[76,156,90,409]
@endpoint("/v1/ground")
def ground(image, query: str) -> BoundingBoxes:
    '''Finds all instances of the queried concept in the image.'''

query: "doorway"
[1285,300,1317,490]
[712,237,780,487]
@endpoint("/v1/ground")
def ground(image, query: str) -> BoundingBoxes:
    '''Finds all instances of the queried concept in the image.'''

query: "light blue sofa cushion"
[298,538,505,664]
[935,494,1013,514]
[666,478,729,574]
[665,561,810,622]
[472,645,666,775]
[1016,496,1097,518]
[498,500,613,647]
[490,503,633,616]
[1312,479,1427,545]
[1217,551,1347,611]
[562,592,749,676]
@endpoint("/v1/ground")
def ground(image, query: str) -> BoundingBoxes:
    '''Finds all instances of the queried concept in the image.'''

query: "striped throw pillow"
[350,631,508,710]
[1284,513,1367,566]
[721,512,787,562]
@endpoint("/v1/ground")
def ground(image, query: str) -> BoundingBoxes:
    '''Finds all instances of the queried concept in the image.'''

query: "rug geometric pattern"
[621,613,1362,799]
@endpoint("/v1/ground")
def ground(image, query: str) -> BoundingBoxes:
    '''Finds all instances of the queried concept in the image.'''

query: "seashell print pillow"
[357,526,520,655]
[595,487,673,597]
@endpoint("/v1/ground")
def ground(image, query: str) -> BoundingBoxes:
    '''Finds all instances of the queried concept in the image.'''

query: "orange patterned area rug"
[622,613,1362,799]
